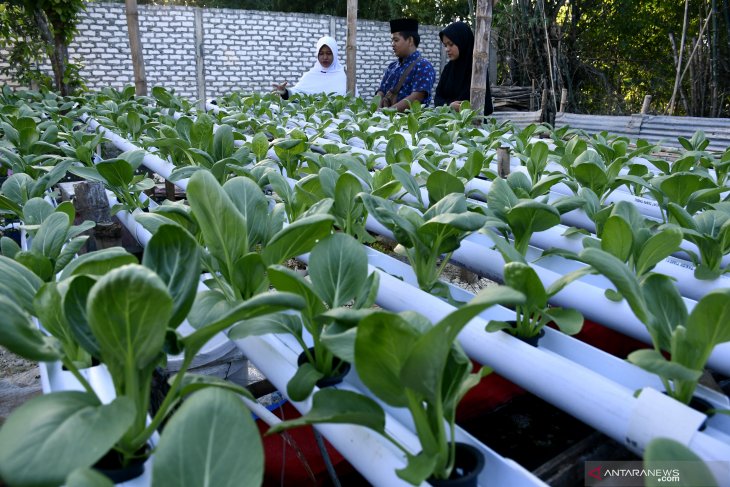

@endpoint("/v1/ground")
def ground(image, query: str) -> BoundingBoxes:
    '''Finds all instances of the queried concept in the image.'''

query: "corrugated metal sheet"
[487,111,730,152]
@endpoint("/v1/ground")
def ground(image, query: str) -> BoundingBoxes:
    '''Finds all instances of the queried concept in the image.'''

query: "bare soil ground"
[0,347,40,425]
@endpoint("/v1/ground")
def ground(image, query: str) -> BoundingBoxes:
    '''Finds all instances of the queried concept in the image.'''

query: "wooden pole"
[470,0,493,124]
[194,8,206,111]
[497,147,511,178]
[668,0,690,115]
[346,0,357,96]
[559,88,568,113]
[540,88,549,123]
[125,0,147,96]
[530,79,536,111]
[641,95,652,114]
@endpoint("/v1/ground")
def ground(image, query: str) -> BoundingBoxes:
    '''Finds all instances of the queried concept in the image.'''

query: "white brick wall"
[1,3,444,102]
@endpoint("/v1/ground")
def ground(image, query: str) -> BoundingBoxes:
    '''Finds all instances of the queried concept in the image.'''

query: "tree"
[0,0,86,95]
[0,3,53,89]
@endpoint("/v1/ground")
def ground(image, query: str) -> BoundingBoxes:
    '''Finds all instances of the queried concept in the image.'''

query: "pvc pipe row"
[353,251,730,481]
[91,114,730,376]
[359,244,730,441]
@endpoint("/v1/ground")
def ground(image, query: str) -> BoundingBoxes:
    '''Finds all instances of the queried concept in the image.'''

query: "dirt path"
[0,347,40,425]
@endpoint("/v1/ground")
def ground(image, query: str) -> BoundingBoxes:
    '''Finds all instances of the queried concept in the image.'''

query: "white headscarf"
[289,36,348,96]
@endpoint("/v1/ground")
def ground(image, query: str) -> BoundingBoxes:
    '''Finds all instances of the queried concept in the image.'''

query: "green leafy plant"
[571,200,684,294]
[483,174,581,256]
[485,261,586,340]
[360,191,486,297]
[569,247,730,405]
[144,169,334,305]
[231,232,379,401]
[267,286,525,485]
[0,224,302,484]
[272,129,310,178]
[666,203,730,280]
[1,197,94,281]
[68,149,153,214]
[0,163,73,220]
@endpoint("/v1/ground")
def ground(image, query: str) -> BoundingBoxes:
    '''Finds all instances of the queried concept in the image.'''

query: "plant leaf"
[30,211,70,262]
[355,311,421,407]
[229,312,303,341]
[261,213,334,266]
[87,265,173,370]
[545,307,584,335]
[223,176,269,248]
[0,254,44,313]
[187,170,248,282]
[601,215,633,262]
[183,291,305,355]
[142,225,201,329]
[400,286,524,403]
[308,233,367,308]
[643,438,718,487]
[152,388,263,487]
[268,389,387,438]
[628,349,702,382]
[0,294,62,362]
[65,467,115,487]
[0,392,135,487]
[59,247,137,281]
[287,362,324,402]
[636,226,683,276]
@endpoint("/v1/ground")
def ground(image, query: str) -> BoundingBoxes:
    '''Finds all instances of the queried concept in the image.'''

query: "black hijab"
[434,21,493,114]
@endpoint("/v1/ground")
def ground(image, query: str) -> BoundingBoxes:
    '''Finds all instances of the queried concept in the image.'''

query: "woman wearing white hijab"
[273,36,348,98]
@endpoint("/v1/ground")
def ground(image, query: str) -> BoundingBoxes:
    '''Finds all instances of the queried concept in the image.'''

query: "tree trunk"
[471,0,493,123]
[346,0,357,96]
[32,7,69,95]
[125,0,147,96]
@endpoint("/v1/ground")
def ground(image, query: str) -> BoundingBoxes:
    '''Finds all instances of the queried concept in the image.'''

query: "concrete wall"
[1,3,444,101]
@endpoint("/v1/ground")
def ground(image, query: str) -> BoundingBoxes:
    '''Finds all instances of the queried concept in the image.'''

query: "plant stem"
[61,358,97,397]
[129,351,193,447]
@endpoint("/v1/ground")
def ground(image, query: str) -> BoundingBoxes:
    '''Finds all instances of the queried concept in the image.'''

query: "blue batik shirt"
[377,50,436,107]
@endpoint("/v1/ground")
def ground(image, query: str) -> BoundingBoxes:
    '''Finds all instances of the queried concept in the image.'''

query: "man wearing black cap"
[375,18,436,112]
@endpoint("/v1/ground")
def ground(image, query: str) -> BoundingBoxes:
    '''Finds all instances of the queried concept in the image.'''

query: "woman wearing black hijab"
[434,21,493,114]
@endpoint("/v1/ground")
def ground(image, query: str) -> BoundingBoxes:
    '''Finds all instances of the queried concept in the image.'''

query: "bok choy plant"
[266,286,525,485]
[360,191,486,297]
[0,224,302,486]
[68,149,154,214]
[230,232,379,401]
[569,247,730,405]
[666,202,730,280]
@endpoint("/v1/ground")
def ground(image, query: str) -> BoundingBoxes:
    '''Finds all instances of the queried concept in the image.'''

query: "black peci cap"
[390,18,418,33]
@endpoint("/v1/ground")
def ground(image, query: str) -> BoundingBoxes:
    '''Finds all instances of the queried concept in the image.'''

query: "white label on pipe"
[626,387,706,451]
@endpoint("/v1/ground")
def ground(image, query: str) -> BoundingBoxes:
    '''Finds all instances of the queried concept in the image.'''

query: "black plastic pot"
[94,445,149,483]
[428,442,485,487]
[689,395,715,432]
[297,346,351,388]
[504,321,545,347]
[516,329,545,347]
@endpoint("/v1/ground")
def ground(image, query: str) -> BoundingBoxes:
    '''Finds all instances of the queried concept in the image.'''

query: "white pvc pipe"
[231,333,428,487]
[361,255,730,472]
[360,245,730,437]
[363,216,730,376]
[84,115,189,191]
